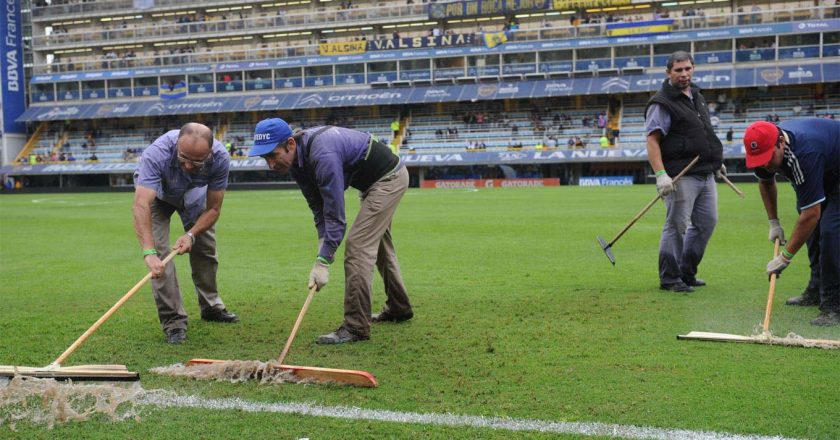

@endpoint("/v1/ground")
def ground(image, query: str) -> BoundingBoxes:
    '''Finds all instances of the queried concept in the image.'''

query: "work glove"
[715,164,727,179]
[308,259,330,291]
[656,172,675,197]
[766,253,791,278]
[768,219,786,245]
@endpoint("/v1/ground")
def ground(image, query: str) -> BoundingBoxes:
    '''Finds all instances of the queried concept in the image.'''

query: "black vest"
[645,79,723,176]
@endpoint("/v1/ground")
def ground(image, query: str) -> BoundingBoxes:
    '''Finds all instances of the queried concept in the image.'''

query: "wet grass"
[1,184,838,438]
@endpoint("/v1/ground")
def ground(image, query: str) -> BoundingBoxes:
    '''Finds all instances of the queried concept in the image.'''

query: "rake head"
[596,236,615,266]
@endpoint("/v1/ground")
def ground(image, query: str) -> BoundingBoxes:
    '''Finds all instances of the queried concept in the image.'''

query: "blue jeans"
[659,173,718,285]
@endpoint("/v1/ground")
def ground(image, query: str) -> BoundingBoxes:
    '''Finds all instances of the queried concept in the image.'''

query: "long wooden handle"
[50,251,178,367]
[762,239,781,333]
[609,155,700,246]
[277,286,318,366]
[720,174,744,198]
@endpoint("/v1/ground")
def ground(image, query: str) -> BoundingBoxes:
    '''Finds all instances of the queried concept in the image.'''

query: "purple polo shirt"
[134,130,230,221]
[289,126,374,262]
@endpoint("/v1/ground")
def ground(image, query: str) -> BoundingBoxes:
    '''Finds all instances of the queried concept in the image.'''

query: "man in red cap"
[743,118,840,326]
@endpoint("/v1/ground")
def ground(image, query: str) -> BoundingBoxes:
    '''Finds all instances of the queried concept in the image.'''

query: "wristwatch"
[186,231,195,245]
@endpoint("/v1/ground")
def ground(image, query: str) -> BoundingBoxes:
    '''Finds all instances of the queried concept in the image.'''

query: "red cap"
[743,121,779,168]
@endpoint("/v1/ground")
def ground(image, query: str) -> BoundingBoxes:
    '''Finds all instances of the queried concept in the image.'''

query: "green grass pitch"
[1,183,838,439]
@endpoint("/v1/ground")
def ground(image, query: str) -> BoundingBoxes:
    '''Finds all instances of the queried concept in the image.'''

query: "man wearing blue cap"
[133,122,239,344]
[743,118,840,326]
[250,118,414,344]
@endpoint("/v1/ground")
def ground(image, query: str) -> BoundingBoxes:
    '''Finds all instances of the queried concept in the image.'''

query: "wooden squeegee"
[0,253,178,381]
[185,359,378,387]
[677,331,840,349]
[0,364,139,381]
[183,286,378,388]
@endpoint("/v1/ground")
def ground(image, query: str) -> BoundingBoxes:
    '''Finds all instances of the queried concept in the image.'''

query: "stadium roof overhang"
[17,61,840,122]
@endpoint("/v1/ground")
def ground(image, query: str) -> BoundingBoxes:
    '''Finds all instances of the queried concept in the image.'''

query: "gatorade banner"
[421,178,561,189]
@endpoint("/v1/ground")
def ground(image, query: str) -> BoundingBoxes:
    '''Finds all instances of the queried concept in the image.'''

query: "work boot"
[785,288,820,306]
[165,328,187,344]
[316,326,369,345]
[682,277,706,287]
[660,281,694,293]
[201,307,240,323]
[372,309,414,323]
[810,311,840,327]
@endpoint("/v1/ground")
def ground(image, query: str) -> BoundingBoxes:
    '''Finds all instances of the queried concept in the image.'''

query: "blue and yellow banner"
[160,80,187,99]
[552,0,631,9]
[318,40,368,56]
[430,0,552,19]
[484,31,509,49]
[607,19,674,37]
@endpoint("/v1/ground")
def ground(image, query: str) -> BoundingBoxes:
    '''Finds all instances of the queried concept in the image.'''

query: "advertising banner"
[421,178,561,188]
[1,0,26,133]
[579,176,634,186]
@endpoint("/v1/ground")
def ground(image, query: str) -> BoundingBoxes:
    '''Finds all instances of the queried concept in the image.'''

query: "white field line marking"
[139,393,798,440]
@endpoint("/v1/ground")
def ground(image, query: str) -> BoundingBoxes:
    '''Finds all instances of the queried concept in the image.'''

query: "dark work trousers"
[149,198,225,332]
[804,217,821,294]
[342,167,412,337]
[818,184,840,313]
[659,173,718,285]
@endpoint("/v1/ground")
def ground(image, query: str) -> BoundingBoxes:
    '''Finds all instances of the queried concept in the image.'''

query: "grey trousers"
[343,167,412,337]
[150,198,225,332]
[659,173,718,285]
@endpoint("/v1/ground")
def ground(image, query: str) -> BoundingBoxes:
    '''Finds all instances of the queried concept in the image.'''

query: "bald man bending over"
[133,122,239,344]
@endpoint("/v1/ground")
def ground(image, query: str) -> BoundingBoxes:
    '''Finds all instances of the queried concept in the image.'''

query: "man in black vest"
[645,51,724,293]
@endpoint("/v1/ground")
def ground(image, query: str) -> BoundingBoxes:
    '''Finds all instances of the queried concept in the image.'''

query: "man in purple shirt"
[133,123,239,344]
[250,118,413,344]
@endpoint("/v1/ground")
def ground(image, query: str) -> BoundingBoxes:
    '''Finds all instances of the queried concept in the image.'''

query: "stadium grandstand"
[1,0,838,190]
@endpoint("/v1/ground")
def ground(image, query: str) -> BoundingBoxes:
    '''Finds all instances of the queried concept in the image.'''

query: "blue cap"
[250,118,292,157]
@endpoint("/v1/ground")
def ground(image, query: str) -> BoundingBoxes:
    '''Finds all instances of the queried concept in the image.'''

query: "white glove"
[308,260,330,291]
[766,253,791,277]
[768,219,786,245]
[716,164,727,179]
[656,173,675,197]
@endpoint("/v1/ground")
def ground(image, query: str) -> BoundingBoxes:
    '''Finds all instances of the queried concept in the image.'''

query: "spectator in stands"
[743,119,840,326]
[726,127,734,143]
[793,103,802,116]
[132,122,239,344]
[250,118,413,344]
[67,153,76,162]
[89,152,98,162]
[645,50,723,293]
[599,134,610,148]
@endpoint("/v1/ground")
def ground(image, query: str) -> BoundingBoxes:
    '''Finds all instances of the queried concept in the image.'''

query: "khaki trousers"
[150,198,225,332]
[343,167,412,337]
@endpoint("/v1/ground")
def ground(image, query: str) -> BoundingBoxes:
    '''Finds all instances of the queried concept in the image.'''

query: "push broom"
[185,286,378,387]
[679,239,840,349]
[0,251,179,381]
